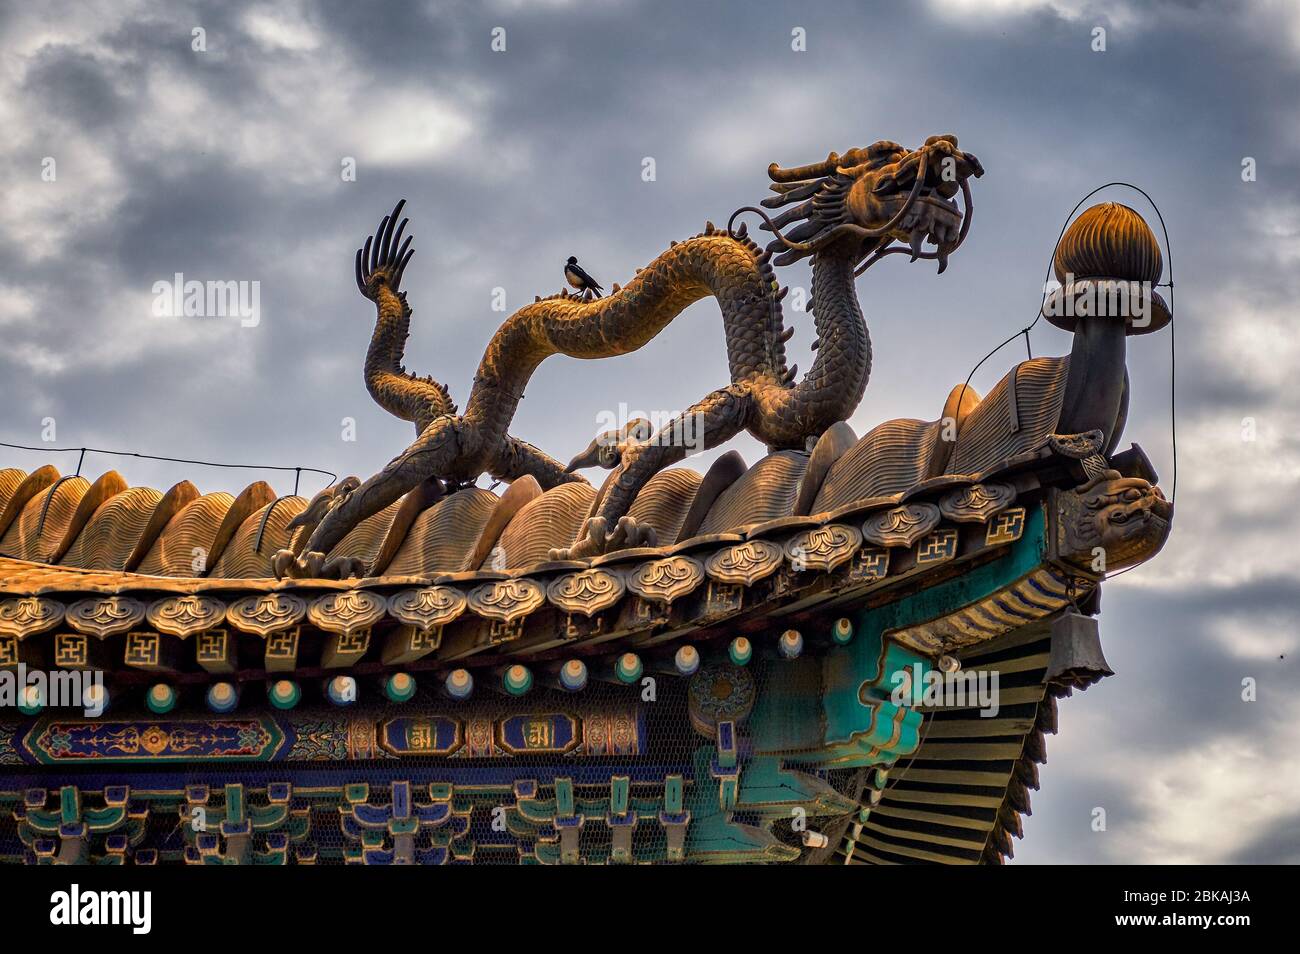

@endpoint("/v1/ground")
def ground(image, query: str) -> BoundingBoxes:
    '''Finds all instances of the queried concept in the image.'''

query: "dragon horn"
[768,152,840,183]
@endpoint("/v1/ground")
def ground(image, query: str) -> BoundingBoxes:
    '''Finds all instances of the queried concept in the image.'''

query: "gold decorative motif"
[916,529,959,565]
[862,504,941,549]
[987,507,1027,546]
[322,625,371,669]
[54,633,88,668]
[265,627,300,661]
[467,578,546,623]
[124,631,161,668]
[195,629,233,671]
[849,548,891,582]
[546,568,625,617]
[890,567,1082,654]
[333,629,370,655]
[0,596,65,639]
[625,556,705,606]
[487,616,527,644]
[939,483,1015,524]
[703,580,743,617]
[308,589,387,636]
[66,596,147,638]
[146,595,225,639]
[0,635,17,667]
[387,586,467,632]
[783,524,863,573]
[704,540,784,586]
[226,592,307,637]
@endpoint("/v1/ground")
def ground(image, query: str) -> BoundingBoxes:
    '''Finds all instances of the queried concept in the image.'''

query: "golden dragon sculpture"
[276,135,983,578]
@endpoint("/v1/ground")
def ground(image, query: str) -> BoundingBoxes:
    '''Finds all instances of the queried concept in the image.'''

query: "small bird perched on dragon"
[564,257,603,298]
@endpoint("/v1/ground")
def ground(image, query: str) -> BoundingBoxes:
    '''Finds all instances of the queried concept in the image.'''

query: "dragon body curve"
[280,222,809,573]
[279,135,983,575]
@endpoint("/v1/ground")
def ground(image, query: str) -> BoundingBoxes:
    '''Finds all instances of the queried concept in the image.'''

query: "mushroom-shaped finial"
[1054,202,1162,284]
[1045,202,1170,334]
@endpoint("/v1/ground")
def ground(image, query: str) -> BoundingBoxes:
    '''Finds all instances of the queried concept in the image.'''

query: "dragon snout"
[565,437,606,472]
[566,419,653,472]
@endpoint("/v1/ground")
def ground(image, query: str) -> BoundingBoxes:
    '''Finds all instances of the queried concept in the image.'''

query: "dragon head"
[759,135,984,274]
[1061,470,1173,572]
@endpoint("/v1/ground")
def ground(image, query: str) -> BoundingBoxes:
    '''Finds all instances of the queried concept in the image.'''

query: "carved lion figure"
[1060,469,1172,572]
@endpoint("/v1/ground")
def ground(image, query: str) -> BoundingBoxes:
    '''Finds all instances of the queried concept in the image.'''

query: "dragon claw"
[549,515,658,561]
[272,549,368,580]
[357,199,414,301]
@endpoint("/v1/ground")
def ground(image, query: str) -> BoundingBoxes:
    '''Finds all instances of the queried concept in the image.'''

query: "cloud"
[926,0,1142,27]
[240,4,324,52]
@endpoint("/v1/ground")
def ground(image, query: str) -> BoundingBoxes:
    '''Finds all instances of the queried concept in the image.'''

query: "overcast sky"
[2,0,1297,863]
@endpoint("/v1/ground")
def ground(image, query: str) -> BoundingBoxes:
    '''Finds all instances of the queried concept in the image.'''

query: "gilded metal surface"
[0,468,26,516]
[387,586,467,631]
[947,358,1071,477]
[490,482,596,569]
[625,556,704,606]
[938,483,1016,523]
[1054,202,1162,285]
[308,589,388,635]
[696,451,809,535]
[0,596,64,639]
[0,475,89,563]
[66,595,147,638]
[226,592,308,637]
[862,503,941,548]
[211,497,307,578]
[60,486,164,571]
[268,139,982,573]
[704,539,784,586]
[322,500,401,575]
[783,523,863,572]
[813,418,947,513]
[145,595,225,639]
[795,421,857,516]
[466,578,546,623]
[622,468,703,546]
[46,471,130,564]
[386,488,500,575]
[136,492,235,576]
[0,466,60,541]
[545,568,625,617]
[1048,430,1105,459]
[986,507,1028,545]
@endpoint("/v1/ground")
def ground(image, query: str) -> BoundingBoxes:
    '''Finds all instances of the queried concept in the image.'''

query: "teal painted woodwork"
[818,503,1047,767]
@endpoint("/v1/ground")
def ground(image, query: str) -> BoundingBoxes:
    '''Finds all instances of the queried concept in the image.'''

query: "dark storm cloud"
[2,0,1298,862]
[1225,810,1300,864]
